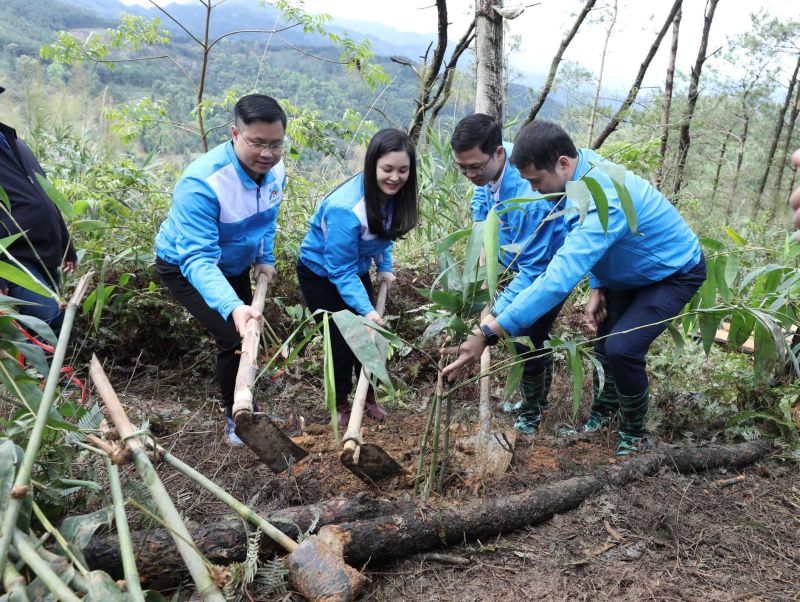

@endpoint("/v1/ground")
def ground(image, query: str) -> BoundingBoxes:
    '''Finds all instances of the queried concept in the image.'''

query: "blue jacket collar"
[224,141,276,189]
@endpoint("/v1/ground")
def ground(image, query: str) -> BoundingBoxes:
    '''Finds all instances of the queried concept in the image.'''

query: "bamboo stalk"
[89,356,225,602]
[13,530,81,602]
[104,456,145,601]
[31,501,89,576]
[147,441,298,553]
[414,355,445,496]
[0,272,93,579]
[424,374,444,500]
[437,392,453,494]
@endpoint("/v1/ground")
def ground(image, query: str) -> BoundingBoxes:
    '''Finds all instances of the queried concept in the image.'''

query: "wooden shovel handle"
[233,274,270,416]
[343,280,389,452]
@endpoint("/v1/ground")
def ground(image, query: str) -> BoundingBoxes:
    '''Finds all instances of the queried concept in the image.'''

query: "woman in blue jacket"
[297,129,418,425]
[443,121,706,456]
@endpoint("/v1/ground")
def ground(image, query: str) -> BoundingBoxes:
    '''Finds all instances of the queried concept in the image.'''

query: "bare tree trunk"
[753,54,800,215]
[523,0,597,126]
[475,0,505,120]
[730,112,750,203]
[767,74,800,220]
[672,0,720,196]
[428,24,477,132]
[586,0,618,147]
[655,5,682,189]
[591,0,683,150]
[712,124,733,206]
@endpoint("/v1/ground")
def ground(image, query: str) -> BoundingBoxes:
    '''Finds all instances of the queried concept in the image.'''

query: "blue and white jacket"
[299,173,392,316]
[155,141,287,320]
[494,148,703,335]
[472,142,566,315]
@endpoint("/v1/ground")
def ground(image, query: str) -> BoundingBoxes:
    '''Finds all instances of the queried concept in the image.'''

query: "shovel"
[90,359,365,602]
[340,280,404,485]
[232,273,308,473]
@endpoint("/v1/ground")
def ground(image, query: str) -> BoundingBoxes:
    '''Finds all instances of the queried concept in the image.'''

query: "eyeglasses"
[455,155,492,175]
[238,132,285,154]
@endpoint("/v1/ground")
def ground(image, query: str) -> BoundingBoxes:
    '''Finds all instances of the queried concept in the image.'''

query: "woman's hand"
[376,271,396,289]
[364,310,385,327]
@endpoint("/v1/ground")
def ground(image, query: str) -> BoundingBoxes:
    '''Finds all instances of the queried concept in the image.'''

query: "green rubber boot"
[514,410,543,435]
[615,389,651,456]
[501,357,552,414]
[560,370,618,436]
[510,360,552,435]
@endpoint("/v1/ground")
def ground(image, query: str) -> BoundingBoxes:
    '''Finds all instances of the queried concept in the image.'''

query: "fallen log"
[83,440,771,589]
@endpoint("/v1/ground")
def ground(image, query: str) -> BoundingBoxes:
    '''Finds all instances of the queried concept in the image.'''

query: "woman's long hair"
[362,128,418,240]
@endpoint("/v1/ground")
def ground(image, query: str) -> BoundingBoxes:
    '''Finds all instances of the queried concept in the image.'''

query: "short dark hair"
[363,128,418,240]
[234,94,287,129]
[510,120,578,172]
[451,113,502,155]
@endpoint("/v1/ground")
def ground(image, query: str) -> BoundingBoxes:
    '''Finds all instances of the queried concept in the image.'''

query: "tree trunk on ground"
[523,0,597,126]
[768,76,800,220]
[586,0,618,147]
[591,0,683,151]
[83,440,771,590]
[655,4,682,190]
[672,0,720,196]
[712,124,733,205]
[475,0,505,120]
[754,54,800,215]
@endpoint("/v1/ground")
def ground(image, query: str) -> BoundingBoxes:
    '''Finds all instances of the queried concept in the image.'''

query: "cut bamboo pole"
[90,356,225,602]
[3,560,28,601]
[0,272,93,579]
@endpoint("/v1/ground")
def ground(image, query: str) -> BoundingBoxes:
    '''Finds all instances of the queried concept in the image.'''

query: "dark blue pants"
[595,255,706,397]
[8,262,63,335]
[515,300,564,379]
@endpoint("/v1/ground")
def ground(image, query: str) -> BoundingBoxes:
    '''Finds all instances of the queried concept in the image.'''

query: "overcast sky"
[120,0,799,90]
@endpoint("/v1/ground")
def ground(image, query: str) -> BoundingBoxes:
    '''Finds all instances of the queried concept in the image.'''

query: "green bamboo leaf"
[0,232,24,251]
[0,262,57,299]
[422,314,450,343]
[724,226,748,246]
[462,221,484,289]
[728,311,754,351]
[74,219,104,232]
[565,180,591,225]
[58,508,110,561]
[322,313,338,440]
[503,339,525,402]
[415,287,462,312]
[446,314,472,336]
[434,228,471,254]
[0,184,9,210]
[700,257,717,308]
[569,347,584,418]
[724,254,739,290]
[81,571,127,601]
[0,439,21,517]
[582,176,609,233]
[484,208,499,299]
[331,310,392,390]
[666,323,685,357]
[753,321,777,386]
[34,173,72,218]
[699,237,725,253]
[715,255,731,302]
[596,162,638,233]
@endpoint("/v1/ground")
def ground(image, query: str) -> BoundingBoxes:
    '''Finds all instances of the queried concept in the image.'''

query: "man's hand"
[253,263,277,284]
[232,304,263,336]
[376,271,396,289]
[62,260,77,274]
[790,148,800,240]
[585,288,607,331]
[441,332,486,382]
[364,310,385,327]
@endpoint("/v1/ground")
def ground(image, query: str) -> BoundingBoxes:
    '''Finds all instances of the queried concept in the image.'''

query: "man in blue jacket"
[0,85,77,334]
[451,114,566,434]
[444,120,706,456]
[155,94,287,445]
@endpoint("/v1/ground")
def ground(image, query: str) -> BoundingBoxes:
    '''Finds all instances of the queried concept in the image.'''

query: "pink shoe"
[364,389,388,421]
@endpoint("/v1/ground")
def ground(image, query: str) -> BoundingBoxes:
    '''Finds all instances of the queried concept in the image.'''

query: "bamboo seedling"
[0,272,93,580]
[12,530,81,602]
[89,355,226,602]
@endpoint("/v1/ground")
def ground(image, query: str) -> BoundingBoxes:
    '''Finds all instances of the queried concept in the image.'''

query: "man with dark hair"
[450,113,566,435]
[155,93,288,445]
[444,120,706,456]
[0,85,77,334]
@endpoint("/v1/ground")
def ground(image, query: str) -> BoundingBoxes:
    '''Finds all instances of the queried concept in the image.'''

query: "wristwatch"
[480,324,500,347]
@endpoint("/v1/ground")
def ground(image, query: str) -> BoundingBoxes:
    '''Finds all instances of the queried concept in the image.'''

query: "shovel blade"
[234,412,308,473]
[340,443,403,485]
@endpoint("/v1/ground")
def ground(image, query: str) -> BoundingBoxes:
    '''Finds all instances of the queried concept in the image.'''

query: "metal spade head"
[234,411,308,473]
[340,443,404,486]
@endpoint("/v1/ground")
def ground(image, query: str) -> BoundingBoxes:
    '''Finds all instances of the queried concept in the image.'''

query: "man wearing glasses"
[450,114,566,435]
[155,94,287,445]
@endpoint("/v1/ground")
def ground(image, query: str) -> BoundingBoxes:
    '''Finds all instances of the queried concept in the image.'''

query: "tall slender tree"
[586,0,618,147]
[475,0,505,120]
[655,5,682,189]
[672,0,720,196]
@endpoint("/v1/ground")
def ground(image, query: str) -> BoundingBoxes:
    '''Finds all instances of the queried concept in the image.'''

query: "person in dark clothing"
[0,86,78,334]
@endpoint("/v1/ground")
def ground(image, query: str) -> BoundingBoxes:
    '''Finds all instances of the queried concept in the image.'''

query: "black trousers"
[156,258,253,417]
[514,300,565,379]
[296,259,374,400]
[595,255,707,396]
